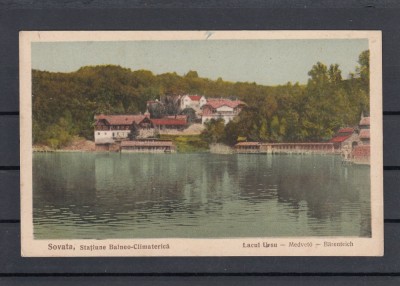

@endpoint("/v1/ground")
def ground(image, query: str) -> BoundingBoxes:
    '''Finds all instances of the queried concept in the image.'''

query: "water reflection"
[33,153,371,239]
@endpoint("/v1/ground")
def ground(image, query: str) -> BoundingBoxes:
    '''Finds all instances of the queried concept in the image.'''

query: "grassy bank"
[34,134,210,153]
[33,137,96,152]
[160,134,209,153]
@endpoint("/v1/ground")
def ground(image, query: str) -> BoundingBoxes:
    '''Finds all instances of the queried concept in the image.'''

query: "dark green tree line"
[32,50,369,148]
[203,50,370,145]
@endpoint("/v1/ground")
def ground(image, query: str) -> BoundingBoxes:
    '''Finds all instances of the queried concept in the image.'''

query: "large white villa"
[179,94,207,116]
[201,98,246,124]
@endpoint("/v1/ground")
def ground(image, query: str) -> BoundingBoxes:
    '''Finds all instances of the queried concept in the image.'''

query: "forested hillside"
[32,50,369,148]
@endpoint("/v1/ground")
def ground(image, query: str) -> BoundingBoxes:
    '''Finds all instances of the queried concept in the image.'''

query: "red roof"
[352,145,370,157]
[188,95,202,101]
[338,127,354,134]
[95,114,147,125]
[330,135,352,143]
[268,143,333,146]
[151,118,187,126]
[359,129,370,139]
[359,117,370,126]
[165,115,188,122]
[121,140,174,147]
[203,99,245,109]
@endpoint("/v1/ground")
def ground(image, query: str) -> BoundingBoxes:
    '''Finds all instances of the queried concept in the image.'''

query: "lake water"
[33,153,371,239]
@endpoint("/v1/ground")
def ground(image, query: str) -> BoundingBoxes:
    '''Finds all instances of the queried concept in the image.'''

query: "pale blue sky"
[32,39,368,85]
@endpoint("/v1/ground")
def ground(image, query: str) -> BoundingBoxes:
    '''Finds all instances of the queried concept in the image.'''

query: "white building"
[201,99,246,125]
[180,95,207,115]
[94,114,189,144]
[94,114,150,144]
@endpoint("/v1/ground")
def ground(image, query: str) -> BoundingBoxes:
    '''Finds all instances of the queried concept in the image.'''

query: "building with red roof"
[359,117,370,128]
[329,113,371,164]
[201,98,246,125]
[151,118,188,129]
[351,114,370,164]
[337,127,354,134]
[188,95,202,101]
[95,114,148,126]
[357,114,370,145]
[94,113,189,144]
[94,114,151,144]
[165,115,188,122]
[359,129,370,144]
[179,94,207,115]
[330,127,359,151]
[351,145,370,165]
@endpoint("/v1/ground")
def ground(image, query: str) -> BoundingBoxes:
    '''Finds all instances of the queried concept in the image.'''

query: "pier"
[235,142,335,154]
[120,139,176,153]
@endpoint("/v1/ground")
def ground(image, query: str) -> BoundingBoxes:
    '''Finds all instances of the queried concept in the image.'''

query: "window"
[97,132,100,135]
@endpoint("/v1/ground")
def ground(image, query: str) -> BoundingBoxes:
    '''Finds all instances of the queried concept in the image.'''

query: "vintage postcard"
[20,31,383,256]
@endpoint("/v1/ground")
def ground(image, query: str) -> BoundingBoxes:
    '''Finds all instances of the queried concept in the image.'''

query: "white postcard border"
[20,31,383,257]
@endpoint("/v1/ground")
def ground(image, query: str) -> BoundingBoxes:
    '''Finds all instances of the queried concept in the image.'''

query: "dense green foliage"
[128,123,140,140]
[203,51,370,145]
[32,50,369,148]
[159,135,209,153]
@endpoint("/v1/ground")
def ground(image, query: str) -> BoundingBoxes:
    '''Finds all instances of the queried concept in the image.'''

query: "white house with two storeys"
[201,99,246,124]
[179,95,207,115]
[94,114,150,144]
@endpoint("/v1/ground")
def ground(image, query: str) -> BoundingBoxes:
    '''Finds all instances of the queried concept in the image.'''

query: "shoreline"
[33,148,344,156]
[32,140,369,166]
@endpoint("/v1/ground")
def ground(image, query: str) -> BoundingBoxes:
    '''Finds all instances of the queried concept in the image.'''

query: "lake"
[33,152,371,239]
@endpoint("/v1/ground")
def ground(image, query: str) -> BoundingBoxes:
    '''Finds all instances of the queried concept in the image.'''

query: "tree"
[180,107,197,123]
[328,64,342,85]
[223,119,241,145]
[283,110,300,142]
[270,116,281,141]
[32,53,370,148]
[357,50,370,92]
[307,62,330,101]
[148,101,165,118]
[128,123,140,140]
[185,70,199,78]
[201,118,225,144]
[162,95,181,115]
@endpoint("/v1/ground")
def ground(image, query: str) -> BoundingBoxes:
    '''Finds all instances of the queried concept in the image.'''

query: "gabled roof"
[165,115,188,121]
[188,95,202,101]
[359,117,370,126]
[151,118,187,126]
[203,99,246,109]
[337,127,354,134]
[95,114,147,125]
[330,135,352,143]
[359,129,370,139]
[121,140,174,147]
[330,127,355,143]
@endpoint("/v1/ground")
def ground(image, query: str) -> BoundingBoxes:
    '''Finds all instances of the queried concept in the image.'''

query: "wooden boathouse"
[351,145,370,165]
[120,139,176,153]
[234,142,335,154]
